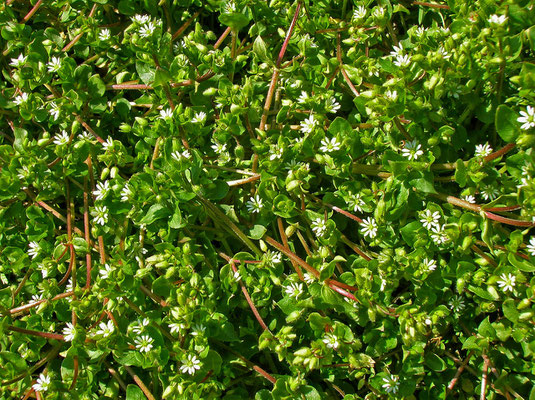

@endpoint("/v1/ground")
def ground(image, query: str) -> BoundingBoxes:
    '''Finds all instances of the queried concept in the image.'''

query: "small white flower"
[303,273,315,284]
[192,111,207,124]
[33,373,51,392]
[300,115,318,134]
[311,217,328,238]
[475,143,493,157]
[323,333,339,349]
[348,192,365,213]
[49,102,60,120]
[384,90,398,101]
[99,263,113,279]
[232,271,242,282]
[134,335,154,353]
[121,184,132,202]
[93,180,110,201]
[401,140,424,161]
[488,14,507,25]
[419,209,441,230]
[269,145,283,160]
[422,258,437,272]
[297,91,309,104]
[382,375,400,394]
[353,6,366,20]
[159,108,173,120]
[63,322,76,342]
[180,354,201,375]
[325,97,341,113]
[13,92,29,105]
[437,46,451,60]
[389,43,404,57]
[319,137,341,153]
[47,56,62,72]
[93,205,109,226]
[78,131,93,142]
[224,0,236,13]
[102,137,114,150]
[211,141,227,154]
[139,22,156,38]
[527,237,535,256]
[265,250,282,264]
[131,14,151,25]
[10,54,27,68]
[246,195,263,213]
[168,322,185,334]
[430,225,449,245]
[373,7,385,17]
[497,273,516,293]
[133,318,150,335]
[463,195,476,204]
[394,53,411,67]
[360,217,378,239]
[285,282,303,299]
[99,28,111,41]
[480,185,499,201]
[32,294,44,302]
[28,241,40,259]
[191,324,206,337]
[96,320,115,337]
[171,149,191,161]
[53,130,70,146]
[518,106,535,130]
[415,26,427,37]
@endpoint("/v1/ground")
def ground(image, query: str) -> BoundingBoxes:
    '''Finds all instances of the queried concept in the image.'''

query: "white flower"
[437,46,451,60]
[171,149,191,161]
[211,141,227,154]
[319,137,341,153]
[224,0,236,13]
[63,322,76,342]
[269,145,283,160]
[159,108,173,120]
[285,282,303,299]
[394,53,411,67]
[192,111,207,124]
[422,258,437,272]
[475,143,493,157]
[303,273,315,284]
[78,131,93,142]
[419,209,441,230]
[134,335,154,353]
[527,237,535,256]
[401,140,424,161]
[10,54,27,68]
[311,217,328,238]
[463,195,476,204]
[133,318,150,334]
[480,185,499,201]
[389,43,404,57]
[497,273,516,293]
[325,97,340,113]
[13,92,29,105]
[102,137,114,150]
[139,22,156,38]
[415,26,427,37]
[47,56,62,72]
[99,28,111,41]
[93,180,110,201]
[430,225,449,245]
[246,195,263,213]
[323,333,339,349]
[265,250,282,264]
[121,184,132,202]
[360,217,378,239]
[191,324,206,337]
[131,14,151,25]
[33,373,51,392]
[93,205,109,226]
[169,322,185,334]
[382,375,400,394]
[518,106,535,130]
[373,7,385,17]
[53,130,70,146]
[99,263,113,279]
[49,102,60,120]
[28,241,40,259]
[297,91,309,104]
[180,354,201,375]
[232,270,242,282]
[449,295,465,312]
[32,294,44,302]
[488,14,507,25]
[353,6,366,20]
[384,90,398,101]
[300,115,318,134]
[96,320,115,337]
[348,192,365,213]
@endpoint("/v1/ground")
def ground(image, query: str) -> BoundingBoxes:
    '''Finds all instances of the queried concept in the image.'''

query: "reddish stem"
[483,143,515,163]
[83,171,92,290]
[412,1,450,9]
[21,0,43,23]
[276,2,302,68]
[214,27,232,49]
[8,291,74,315]
[7,326,65,341]
[484,211,534,227]
[172,10,202,41]
[277,218,304,280]
[123,366,156,400]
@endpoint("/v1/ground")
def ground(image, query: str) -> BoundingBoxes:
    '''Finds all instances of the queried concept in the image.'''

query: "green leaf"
[248,224,266,239]
[253,36,272,65]
[409,172,436,193]
[88,75,106,97]
[328,117,352,137]
[462,335,480,350]
[495,105,520,142]
[478,317,496,339]
[126,384,145,400]
[300,385,321,400]
[454,159,467,187]
[153,68,172,88]
[400,221,422,247]
[13,127,27,153]
[136,62,155,85]
[424,352,446,372]
[503,299,519,322]
[508,253,535,272]
[218,13,251,30]
[152,276,173,298]
[140,204,172,225]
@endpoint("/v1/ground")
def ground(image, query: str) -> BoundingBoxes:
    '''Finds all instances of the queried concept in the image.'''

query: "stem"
[277,218,304,280]
[21,0,42,23]
[103,360,128,392]
[7,326,65,341]
[150,137,162,169]
[480,353,489,400]
[483,143,515,163]
[83,171,92,290]
[8,291,74,316]
[172,10,202,41]
[214,27,232,49]
[445,351,474,396]
[340,235,372,261]
[276,2,302,68]
[107,83,153,90]
[227,174,261,186]
[123,365,156,400]
[412,1,450,9]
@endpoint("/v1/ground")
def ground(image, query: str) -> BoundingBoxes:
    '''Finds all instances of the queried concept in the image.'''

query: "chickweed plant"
[1,0,535,398]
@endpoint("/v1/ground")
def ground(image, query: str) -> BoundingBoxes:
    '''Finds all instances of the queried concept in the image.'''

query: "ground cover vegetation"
[1,0,535,398]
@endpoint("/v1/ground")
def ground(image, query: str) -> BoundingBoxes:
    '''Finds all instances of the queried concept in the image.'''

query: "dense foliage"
[1,0,535,398]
